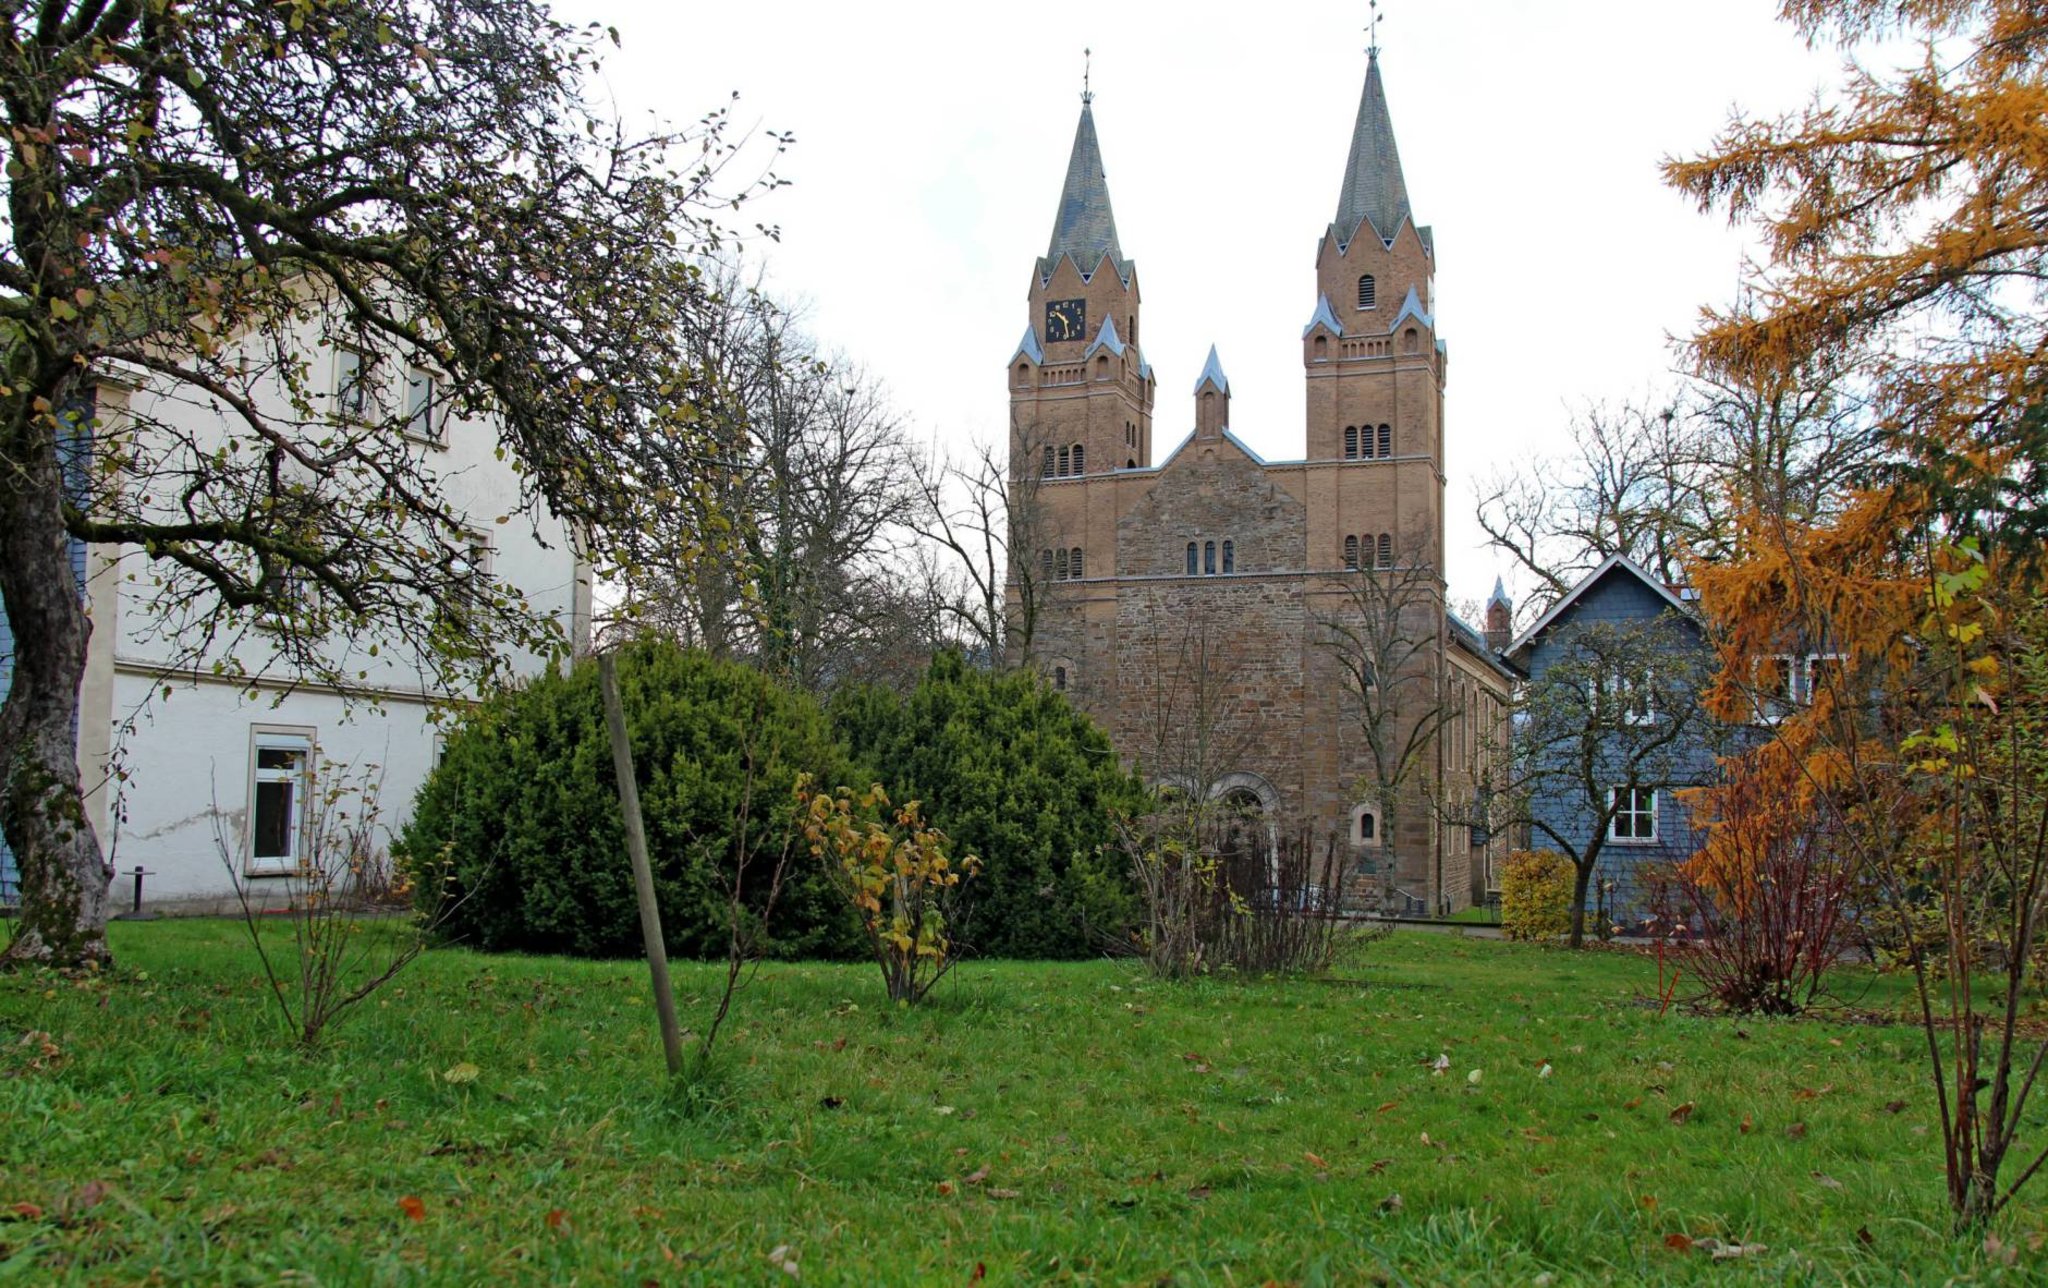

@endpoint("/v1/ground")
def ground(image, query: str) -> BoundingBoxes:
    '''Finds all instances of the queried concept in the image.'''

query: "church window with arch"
[1344,425,1359,459]
[1357,275,1377,310]
[1039,548,1053,582]
[1376,532,1393,569]
[1054,666,1067,692]
[1221,540,1234,574]
[1069,546,1084,578]
[1343,534,1360,570]
[1057,445,1070,476]
[1203,541,1216,575]
[1185,542,1198,575]
[1071,443,1085,474]
[1042,446,1055,478]
[1377,423,1392,457]
[1054,548,1069,581]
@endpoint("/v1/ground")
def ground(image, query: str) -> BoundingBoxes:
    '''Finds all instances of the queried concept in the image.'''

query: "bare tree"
[909,427,1051,667]
[619,264,932,691]
[1315,550,1458,912]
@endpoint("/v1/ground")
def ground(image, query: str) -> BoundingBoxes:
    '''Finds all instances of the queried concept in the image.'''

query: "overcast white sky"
[558,0,1854,608]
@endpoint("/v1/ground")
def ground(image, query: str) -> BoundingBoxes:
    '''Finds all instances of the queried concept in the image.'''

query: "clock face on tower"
[1045,298,1086,343]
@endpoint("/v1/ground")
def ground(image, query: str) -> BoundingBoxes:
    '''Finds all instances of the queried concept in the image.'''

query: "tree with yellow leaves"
[1668,0,2048,1229]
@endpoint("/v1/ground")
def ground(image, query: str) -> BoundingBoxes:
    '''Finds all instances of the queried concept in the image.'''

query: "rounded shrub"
[830,650,1148,959]
[399,640,857,959]
[1499,849,1575,942]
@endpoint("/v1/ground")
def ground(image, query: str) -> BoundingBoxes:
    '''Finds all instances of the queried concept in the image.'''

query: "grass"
[2,922,2044,1285]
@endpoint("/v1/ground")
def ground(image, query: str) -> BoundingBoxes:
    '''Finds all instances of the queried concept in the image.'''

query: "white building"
[43,317,592,912]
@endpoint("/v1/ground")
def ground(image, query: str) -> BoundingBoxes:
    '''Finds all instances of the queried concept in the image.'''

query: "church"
[1005,48,1515,914]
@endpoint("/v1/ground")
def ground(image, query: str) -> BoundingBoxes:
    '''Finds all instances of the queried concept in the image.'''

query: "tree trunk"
[1568,861,1593,950]
[0,422,110,969]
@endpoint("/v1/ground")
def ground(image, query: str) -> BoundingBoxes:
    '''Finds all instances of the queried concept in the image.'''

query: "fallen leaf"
[963,1166,990,1185]
[1812,1171,1844,1191]
[442,1062,480,1084]
[1367,1158,1391,1175]
[1431,1053,1451,1075]
[1377,1192,1403,1214]
[1538,1063,1553,1079]
[1623,1097,1643,1111]
[987,1188,1022,1200]
[1857,1225,1875,1246]
[398,1195,425,1222]
[817,1095,845,1110]
[1739,1115,1753,1134]
[1374,1100,1399,1114]
[934,1105,956,1116]
[1664,1233,1695,1253]
[1304,1152,1328,1170]
[545,1208,570,1232]
[1467,1069,1483,1086]
[1786,1121,1808,1140]
[1882,1100,1907,1114]
[7,1202,44,1220]
[1187,1185,1212,1199]
[1707,1240,1768,1261]
[1668,1102,1695,1126]
[935,1180,956,1196]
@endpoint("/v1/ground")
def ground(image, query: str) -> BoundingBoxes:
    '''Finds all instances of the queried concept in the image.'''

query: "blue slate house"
[1503,554,1725,925]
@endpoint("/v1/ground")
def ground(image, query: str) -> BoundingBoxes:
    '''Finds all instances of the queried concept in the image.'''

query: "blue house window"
[1609,787,1658,843]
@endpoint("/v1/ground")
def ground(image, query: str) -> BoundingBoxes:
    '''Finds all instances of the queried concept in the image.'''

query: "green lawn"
[2,922,2043,1284]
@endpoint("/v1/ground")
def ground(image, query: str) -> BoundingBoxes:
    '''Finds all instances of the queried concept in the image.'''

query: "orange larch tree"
[1667,0,2048,1229]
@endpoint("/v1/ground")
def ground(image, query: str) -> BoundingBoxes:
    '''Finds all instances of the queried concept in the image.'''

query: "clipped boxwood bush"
[399,641,857,959]
[831,651,1148,959]
[1500,849,1575,943]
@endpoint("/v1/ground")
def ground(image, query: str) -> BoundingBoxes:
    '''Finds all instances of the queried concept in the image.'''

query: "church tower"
[1009,93,1154,479]
[1302,47,1446,577]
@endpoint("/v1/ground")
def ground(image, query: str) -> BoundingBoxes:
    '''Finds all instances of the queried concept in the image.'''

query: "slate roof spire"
[1042,98,1127,285]
[1332,48,1412,249]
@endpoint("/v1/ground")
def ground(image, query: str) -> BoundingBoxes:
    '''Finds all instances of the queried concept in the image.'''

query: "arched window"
[1312,335,1328,361]
[1054,666,1067,691]
[1057,445,1070,476]
[1042,446,1055,478]
[1344,425,1358,459]
[1095,354,1110,380]
[1126,458,1136,469]
[1221,540,1234,574]
[1204,541,1216,575]
[1054,548,1069,581]
[1403,326,1419,354]
[1071,443,1085,475]
[1377,423,1392,457]
[1352,804,1380,846]
[1344,534,1360,570]
[1186,542,1198,575]
[1358,275,1377,310]
[1040,549,1054,582]
[1069,546,1083,578]
[1377,532,1393,569]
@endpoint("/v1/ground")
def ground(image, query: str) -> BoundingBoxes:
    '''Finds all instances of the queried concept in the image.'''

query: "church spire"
[1332,48,1412,249]
[1042,97,1126,284]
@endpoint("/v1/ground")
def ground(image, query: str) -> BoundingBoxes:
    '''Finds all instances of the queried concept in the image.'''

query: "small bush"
[399,641,858,959]
[1500,850,1574,942]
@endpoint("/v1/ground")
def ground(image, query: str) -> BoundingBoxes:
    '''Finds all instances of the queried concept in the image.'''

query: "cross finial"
[1082,47,1093,105]
[1367,0,1382,55]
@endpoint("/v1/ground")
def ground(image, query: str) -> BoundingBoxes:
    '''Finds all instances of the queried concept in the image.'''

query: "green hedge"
[399,641,857,959]
[831,651,1147,958]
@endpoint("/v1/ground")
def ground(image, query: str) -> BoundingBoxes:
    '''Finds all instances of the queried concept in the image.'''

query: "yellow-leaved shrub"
[1500,850,1574,943]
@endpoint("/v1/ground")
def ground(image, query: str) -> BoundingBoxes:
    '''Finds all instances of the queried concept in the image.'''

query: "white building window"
[248,730,314,874]
[405,365,441,442]
[1608,787,1658,843]
[333,345,370,421]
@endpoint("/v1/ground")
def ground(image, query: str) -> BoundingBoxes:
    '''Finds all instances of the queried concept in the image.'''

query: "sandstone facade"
[1007,53,1512,913]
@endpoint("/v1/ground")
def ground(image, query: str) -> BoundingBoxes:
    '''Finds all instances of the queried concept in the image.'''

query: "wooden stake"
[599,651,685,1076]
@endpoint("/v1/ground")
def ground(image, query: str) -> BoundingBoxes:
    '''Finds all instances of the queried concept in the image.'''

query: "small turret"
[1194,346,1230,438]
[1484,577,1513,653]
